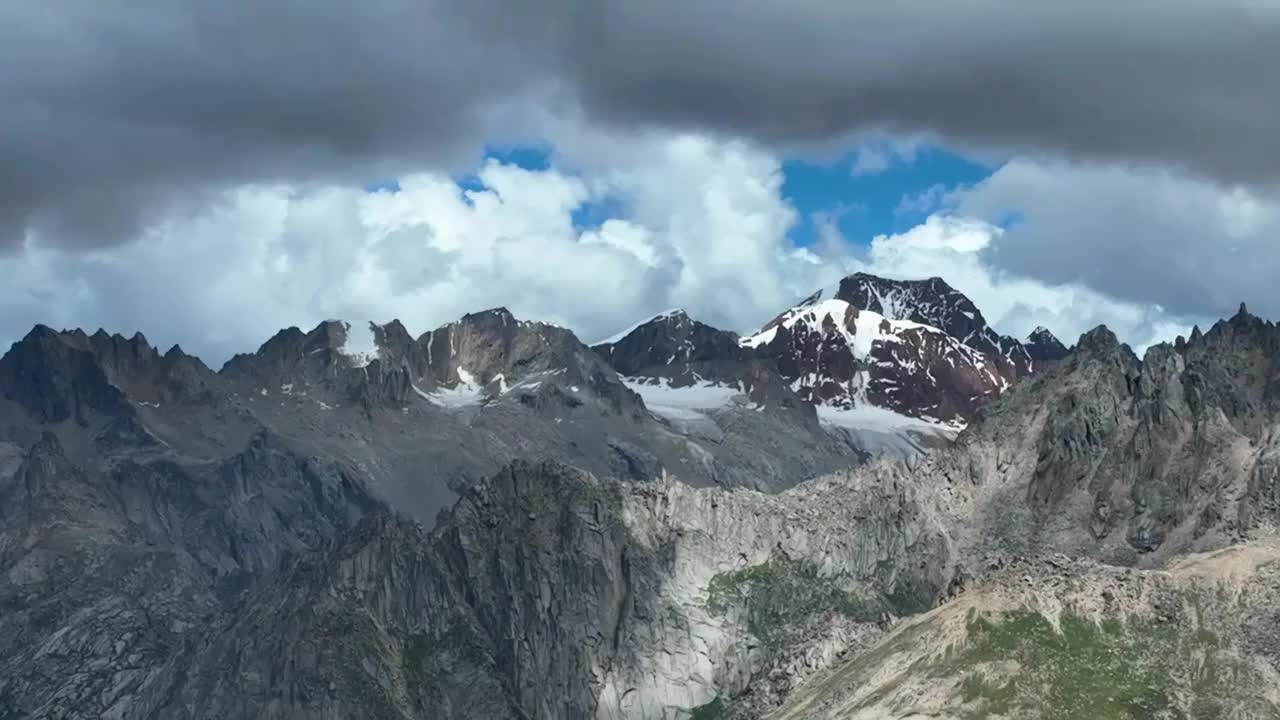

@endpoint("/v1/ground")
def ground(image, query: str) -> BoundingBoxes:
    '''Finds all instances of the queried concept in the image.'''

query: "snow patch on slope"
[416,367,485,408]
[736,294,975,455]
[817,404,962,459]
[623,377,745,421]
[865,283,917,322]
[739,299,930,355]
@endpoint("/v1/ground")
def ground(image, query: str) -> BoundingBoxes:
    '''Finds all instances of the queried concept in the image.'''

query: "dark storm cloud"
[3,0,1278,249]
[557,1,1280,180]
[0,0,558,248]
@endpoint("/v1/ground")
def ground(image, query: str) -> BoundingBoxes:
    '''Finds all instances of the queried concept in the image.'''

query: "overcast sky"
[3,1,1277,364]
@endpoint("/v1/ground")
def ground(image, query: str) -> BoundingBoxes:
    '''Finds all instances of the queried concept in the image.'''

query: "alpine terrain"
[4,272,1279,720]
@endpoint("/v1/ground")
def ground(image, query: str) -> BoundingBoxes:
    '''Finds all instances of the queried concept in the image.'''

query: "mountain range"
[3,272,1278,719]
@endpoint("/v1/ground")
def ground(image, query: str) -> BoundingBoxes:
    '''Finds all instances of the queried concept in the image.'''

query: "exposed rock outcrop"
[594,275,1070,460]
[148,459,952,720]
[2,294,1278,720]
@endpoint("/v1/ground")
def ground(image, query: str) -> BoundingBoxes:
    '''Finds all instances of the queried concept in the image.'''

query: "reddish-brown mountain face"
[595,274,1070,448]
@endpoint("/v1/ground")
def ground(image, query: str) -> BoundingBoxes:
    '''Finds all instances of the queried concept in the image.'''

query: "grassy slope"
[768,543,1280,720]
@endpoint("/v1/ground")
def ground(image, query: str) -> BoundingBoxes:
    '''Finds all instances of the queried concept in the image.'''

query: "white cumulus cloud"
[0,135,842,364]
[1,135,1264,366]
[848,215,1212,351]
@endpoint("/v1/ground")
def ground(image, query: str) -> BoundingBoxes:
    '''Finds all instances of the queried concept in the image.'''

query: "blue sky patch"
[782,146,996,248]
[454,143,555,195]
[450,144,627,229]
[478,143,553,172]
[370,142,998,248]
[572,193,624,231]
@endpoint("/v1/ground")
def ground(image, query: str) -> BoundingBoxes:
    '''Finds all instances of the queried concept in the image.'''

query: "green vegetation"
[402,630,431,695]
[403,632,430,669]
[707,561,780,615]
[933,610,1266,720]
[798,601,1278,720]
[702,563,1280,719]
[328,610,403,719]
[958,674,1014,715]
[689,696,724,720]
[706,556,888,650]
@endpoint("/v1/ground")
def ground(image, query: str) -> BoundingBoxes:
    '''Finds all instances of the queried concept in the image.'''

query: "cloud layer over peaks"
[0,136,845,363]
[2,131,1243,365]
[852,215,1210,352]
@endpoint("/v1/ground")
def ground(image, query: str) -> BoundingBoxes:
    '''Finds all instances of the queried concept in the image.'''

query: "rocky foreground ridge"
[3,282,1277,718]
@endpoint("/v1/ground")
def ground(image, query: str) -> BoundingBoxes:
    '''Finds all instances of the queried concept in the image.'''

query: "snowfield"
[622,377,746,421]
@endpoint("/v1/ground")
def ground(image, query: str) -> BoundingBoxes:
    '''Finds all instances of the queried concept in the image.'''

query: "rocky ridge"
[769,538,1280,719]
[738,273,1068,424]
[91,296,1280,717]
[2,284,1276,719]
[594,274,1069,458]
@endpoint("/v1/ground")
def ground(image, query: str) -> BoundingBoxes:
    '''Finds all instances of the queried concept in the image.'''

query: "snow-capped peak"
[1023,325,1070,363]
[799,279,844,307]
[739,299,931,355]
[596,308,688,346]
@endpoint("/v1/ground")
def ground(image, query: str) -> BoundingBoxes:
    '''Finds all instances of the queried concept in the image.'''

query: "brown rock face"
[739,273,1064,425]
[594,274,1069,431]
[830,273,1043,377]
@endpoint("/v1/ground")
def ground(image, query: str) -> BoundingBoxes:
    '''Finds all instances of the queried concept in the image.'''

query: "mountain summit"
[595,273,1068,456]
[744,273,1067,420]
[3,277,1276,720]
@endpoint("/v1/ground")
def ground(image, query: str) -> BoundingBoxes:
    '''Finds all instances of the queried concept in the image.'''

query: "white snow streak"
[738,298,929,357]
[417,367,485,408]
[596,308,686,345]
